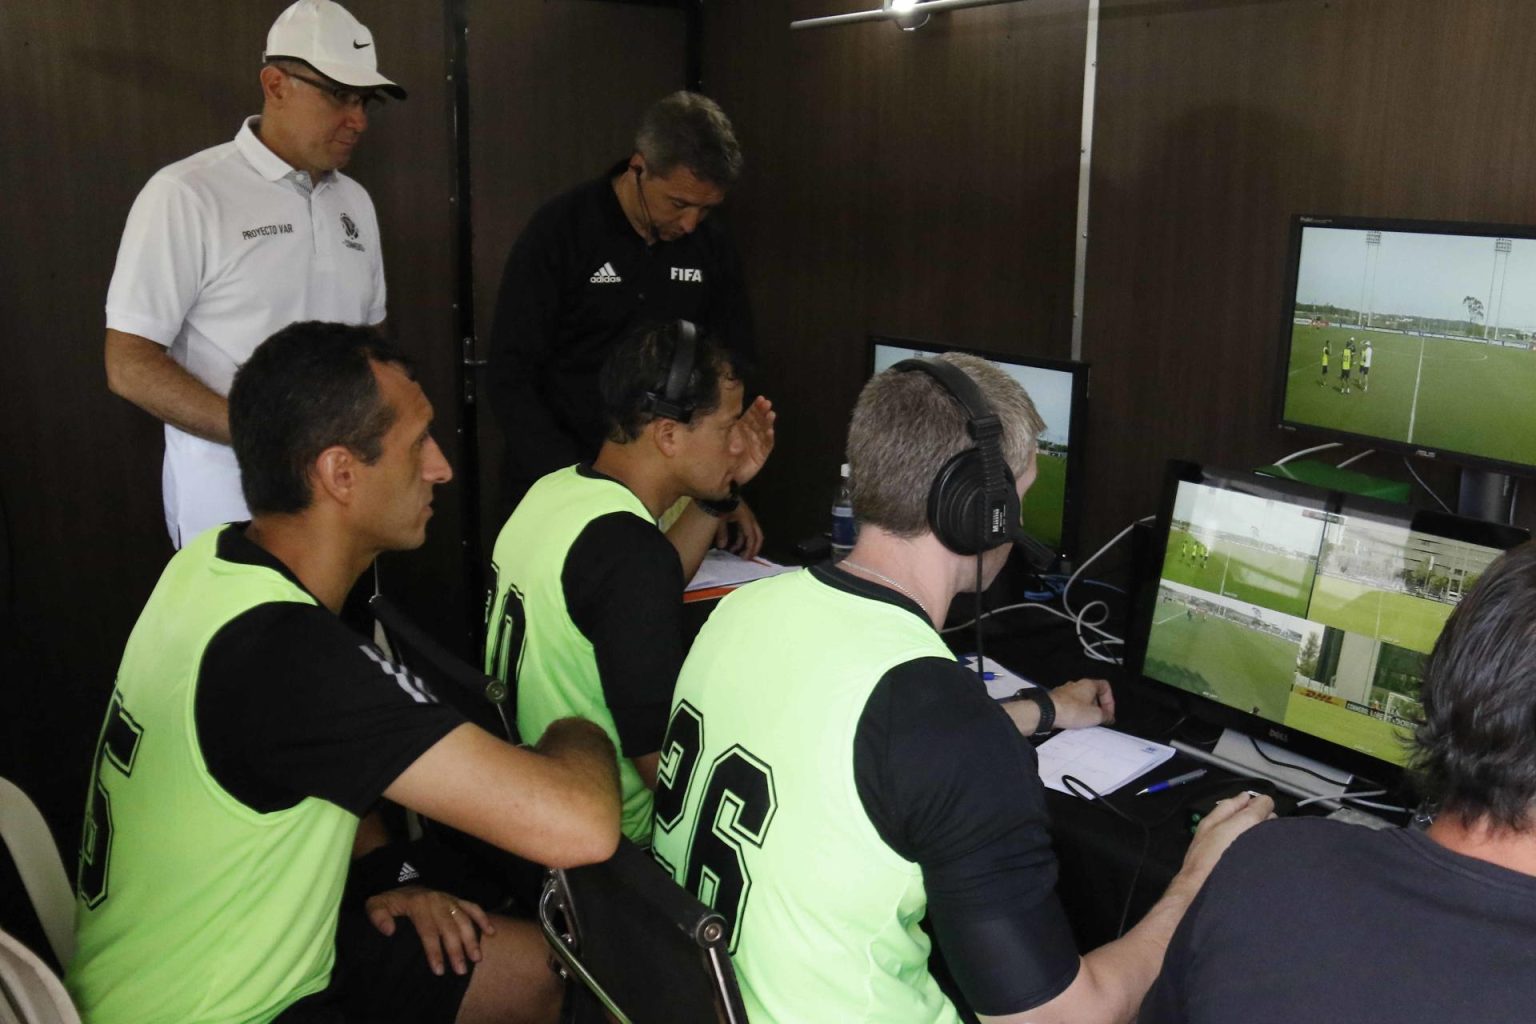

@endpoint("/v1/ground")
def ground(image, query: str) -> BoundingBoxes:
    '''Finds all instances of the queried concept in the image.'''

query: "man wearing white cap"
[103,0,404,549]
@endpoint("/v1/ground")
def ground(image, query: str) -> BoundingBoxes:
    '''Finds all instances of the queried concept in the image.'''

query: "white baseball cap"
[264,0,406,99]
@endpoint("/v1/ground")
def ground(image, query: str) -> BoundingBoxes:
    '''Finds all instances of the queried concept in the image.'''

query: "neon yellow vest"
[651,569,963,1024]
[67,527,357,1024]
[485,466,658,843]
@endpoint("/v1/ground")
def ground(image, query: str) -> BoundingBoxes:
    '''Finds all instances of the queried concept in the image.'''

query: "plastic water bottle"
[831,463,856,562]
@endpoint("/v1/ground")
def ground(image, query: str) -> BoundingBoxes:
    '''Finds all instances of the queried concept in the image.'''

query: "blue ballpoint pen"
[957,654,997,681]
[1135,768,1208,796]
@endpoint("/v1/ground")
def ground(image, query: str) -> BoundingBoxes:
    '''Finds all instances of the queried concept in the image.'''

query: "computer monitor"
[1276,214,1536,475]
[1128,461,1527,783]
[867,336,1089,563]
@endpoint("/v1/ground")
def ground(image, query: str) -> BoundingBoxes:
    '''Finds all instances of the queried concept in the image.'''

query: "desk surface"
[958,608,1405,951]
[689,560,1403,952]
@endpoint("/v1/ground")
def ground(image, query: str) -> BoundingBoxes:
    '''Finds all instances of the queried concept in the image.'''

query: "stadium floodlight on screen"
[867,336,1089,564]
[1128,461,1527,787]
[1277,214,1536,475]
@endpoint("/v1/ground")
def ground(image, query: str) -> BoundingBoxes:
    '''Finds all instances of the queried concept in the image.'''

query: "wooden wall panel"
[344,4,462,652]
[467,0,687,541]
[11,0,1536,852]
[0,1,456,837]
[1,0,281,846]
[1082,0,1536,552]
[701,0,1090,546]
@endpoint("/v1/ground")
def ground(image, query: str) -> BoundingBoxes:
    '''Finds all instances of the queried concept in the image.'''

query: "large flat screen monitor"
[868,336,1089,562]
[1129,461,1527,782]
[1276,214,1536,475]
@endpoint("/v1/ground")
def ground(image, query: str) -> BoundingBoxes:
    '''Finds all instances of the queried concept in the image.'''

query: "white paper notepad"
[958,655,1039,700]
[684,550,793,592]
[1035,727,1176,799]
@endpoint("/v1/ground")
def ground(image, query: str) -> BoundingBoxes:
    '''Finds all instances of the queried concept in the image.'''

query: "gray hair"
[635,91,743,186]
[847,352,1044,537]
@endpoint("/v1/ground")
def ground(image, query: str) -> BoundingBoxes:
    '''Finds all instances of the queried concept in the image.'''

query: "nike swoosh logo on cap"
[353,40,371,49]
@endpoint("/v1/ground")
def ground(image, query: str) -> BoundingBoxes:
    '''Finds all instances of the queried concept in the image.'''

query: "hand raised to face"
[730,395,776,488]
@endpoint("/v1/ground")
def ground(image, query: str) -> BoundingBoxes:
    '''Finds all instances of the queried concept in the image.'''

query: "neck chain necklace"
[841,559,925,611]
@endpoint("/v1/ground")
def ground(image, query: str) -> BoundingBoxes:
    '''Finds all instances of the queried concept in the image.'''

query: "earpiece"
[631,164,657,242]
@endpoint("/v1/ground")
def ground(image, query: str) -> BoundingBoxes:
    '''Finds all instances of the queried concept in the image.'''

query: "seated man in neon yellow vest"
[651,352,1274,1024]
[68,322,621,1024]
[485,319,774,844]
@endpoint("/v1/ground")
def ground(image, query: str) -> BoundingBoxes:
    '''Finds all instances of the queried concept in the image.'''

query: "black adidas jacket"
[486,161,755,505]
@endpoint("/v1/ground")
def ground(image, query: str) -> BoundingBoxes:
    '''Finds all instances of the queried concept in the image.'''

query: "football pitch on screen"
[1306,574,1451,654]
[1161,528,1315,618]
[1281,688,1411,765]
[1143,608,1296,721]
[1283,325,1536,467]
[1021,449,1066,548]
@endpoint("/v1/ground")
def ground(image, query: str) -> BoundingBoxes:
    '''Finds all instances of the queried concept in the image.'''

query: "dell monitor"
[868,336,1089,564]
[1129,461,1527,785]
[1276,214,1536,476]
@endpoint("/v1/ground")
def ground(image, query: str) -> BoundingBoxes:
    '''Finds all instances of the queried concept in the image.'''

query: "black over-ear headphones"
[639,319,700,423]
[891,358,1019,555]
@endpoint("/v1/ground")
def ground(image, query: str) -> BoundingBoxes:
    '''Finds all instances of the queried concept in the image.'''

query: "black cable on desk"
[1061,775,1153,938]
[1061,770,1276,938]
[1246,735,1354,787]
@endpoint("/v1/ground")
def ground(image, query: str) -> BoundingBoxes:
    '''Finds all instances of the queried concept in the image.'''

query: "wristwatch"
[1005,686,1055,736]
[696,483,741,518]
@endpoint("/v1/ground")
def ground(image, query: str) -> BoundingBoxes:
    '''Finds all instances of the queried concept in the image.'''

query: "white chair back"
[0,779,74,969]
[0,928,79,1024]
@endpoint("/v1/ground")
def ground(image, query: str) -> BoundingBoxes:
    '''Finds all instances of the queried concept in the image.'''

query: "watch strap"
[1018,686,1055,736]
[696,483,741,518]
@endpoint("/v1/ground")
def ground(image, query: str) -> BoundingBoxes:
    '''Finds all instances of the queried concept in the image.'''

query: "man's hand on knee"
[366,885,496,977]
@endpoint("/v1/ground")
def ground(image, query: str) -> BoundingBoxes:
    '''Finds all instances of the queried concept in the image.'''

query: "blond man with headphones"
[650,352,1274,1024]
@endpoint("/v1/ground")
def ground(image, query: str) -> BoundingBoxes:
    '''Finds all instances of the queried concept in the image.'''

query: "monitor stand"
[1172,728,1351,806]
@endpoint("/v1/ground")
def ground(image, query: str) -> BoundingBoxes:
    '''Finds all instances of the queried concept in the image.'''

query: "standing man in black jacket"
[487,92,761,555]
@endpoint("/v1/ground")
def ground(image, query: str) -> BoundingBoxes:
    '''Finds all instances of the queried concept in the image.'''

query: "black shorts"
[1320,365,1329,375]
[273,909,475,1024]
[1362,366,1371,376]
[1342,368,1351,379]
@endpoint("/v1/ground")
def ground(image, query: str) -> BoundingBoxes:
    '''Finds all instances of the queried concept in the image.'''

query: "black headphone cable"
[633,165,658,244]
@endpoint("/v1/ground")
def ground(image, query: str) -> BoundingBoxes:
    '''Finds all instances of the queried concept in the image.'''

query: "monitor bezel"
[865,334,1090,563]
[1274,212,1536,477]
[1127,459,1529,785]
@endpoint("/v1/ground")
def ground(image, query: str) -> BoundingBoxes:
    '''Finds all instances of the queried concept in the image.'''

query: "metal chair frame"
[537,844,748,1024]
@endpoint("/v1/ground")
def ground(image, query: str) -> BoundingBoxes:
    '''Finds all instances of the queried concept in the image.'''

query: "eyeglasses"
[283,69,384,111]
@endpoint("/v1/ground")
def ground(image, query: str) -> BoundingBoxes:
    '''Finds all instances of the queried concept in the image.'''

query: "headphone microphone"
[1010,524,1058,573]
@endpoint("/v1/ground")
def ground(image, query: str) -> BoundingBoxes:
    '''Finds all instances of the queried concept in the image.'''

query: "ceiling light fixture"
[790,0,1026,32]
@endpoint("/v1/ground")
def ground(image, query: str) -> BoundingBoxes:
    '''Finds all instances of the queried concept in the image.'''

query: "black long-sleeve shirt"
[486,161,755,506]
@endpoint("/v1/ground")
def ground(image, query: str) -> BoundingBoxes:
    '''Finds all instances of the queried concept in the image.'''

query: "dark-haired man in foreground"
[68,321,620,1024]
[1141,540,1536,1024]
[485,321,773,846]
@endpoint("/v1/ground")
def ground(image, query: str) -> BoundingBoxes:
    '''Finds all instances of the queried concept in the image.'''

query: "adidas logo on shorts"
[589,262,622,284]
[397,861,420,883]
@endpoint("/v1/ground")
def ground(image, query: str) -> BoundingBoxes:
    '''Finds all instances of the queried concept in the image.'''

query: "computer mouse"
[1186,779,1288,832]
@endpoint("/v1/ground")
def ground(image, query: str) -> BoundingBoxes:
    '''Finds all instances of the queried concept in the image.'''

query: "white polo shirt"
[106,116,386,546]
